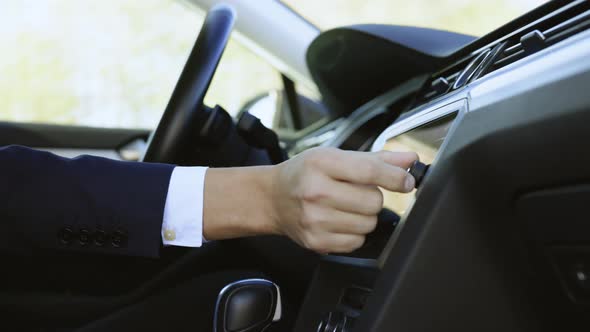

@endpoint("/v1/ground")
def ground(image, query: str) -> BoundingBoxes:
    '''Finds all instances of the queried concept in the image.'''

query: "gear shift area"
[214,278,282,332]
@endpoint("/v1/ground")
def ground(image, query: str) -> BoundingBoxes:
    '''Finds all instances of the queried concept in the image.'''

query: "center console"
[294,100,466,331]
[293,6,590,329]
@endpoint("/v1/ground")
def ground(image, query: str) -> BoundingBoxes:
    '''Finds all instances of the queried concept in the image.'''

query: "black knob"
[408,161,430,188]
[214,279,281,332]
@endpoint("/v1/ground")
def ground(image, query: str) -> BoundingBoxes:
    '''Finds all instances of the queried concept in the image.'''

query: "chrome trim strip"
[470,0,586,56]
[468,28,590,111]
[371,99,467,153]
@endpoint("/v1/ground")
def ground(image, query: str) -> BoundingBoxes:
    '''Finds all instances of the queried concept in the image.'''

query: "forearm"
[203,166,280,240]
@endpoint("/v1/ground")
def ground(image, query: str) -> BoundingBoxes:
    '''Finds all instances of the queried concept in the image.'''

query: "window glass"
[204,38,282,116]
[0,0,281,129]
[282,0,549,36]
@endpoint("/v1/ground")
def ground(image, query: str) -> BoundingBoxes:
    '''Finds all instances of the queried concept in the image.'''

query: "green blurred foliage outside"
[0,0,546,129]
[0,0,281,129]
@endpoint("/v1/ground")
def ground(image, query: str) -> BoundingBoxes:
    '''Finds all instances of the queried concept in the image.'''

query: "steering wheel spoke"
[143,4,236,164]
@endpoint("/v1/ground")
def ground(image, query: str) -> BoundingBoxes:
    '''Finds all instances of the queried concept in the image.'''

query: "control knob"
[407,160,430,188]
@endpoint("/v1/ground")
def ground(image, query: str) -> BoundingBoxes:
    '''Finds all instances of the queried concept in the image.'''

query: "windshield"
[282,0,549,36]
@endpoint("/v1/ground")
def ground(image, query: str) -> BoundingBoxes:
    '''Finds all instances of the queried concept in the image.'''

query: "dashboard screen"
[381,113,457,216]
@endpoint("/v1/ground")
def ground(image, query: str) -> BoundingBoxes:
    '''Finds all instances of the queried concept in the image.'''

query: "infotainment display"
[380,113,457,216]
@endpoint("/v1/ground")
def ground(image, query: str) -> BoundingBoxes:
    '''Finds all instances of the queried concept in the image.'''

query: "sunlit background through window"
[0,0,548,129]
[282,0,548,36]
[0,0,282,129]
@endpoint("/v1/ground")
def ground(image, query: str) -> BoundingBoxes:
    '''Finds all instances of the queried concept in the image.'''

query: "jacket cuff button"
[94,229,107,247]
[58,227,74,245]
[111,229,128,248]
[79,228,92,246]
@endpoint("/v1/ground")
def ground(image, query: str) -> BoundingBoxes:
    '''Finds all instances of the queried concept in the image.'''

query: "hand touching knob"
[407,160,430,188]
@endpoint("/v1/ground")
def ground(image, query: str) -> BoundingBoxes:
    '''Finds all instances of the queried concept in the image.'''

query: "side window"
[204,38,282,117]
[0,1,281,129]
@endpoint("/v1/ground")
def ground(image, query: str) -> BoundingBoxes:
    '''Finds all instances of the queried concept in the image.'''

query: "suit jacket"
[0,145,174,258]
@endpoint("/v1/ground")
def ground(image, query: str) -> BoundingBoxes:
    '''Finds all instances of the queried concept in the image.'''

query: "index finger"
[318,149,419,192]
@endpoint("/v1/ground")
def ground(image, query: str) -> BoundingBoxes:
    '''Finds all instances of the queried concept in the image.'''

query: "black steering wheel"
[143,5,235,164]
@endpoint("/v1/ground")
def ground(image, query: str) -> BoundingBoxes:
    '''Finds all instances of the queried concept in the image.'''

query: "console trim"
[371,99,467,153]
[371,99,468,268]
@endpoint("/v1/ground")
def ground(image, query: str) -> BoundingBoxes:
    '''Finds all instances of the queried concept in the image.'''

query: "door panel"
[0,121,150,160]
[0,121,150,148]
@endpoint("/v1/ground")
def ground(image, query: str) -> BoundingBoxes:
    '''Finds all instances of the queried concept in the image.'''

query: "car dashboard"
[292,2,590,331]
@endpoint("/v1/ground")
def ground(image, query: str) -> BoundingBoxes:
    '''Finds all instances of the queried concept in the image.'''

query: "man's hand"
[269,147,418,253]
[203,147,418,254]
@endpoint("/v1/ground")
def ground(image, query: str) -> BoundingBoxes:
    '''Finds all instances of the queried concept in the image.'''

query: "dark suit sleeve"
[0,145,175,258]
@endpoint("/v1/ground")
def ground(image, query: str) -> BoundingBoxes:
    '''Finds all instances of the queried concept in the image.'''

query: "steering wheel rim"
[142,4,236,164]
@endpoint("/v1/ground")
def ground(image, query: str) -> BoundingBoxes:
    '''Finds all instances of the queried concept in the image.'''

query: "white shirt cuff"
[161,166,208,247]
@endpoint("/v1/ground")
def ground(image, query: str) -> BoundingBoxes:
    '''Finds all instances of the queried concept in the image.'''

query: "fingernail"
[405,175,415,192]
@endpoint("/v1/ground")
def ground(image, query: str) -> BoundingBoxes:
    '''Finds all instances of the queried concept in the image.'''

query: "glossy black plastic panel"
[355,58,590,332]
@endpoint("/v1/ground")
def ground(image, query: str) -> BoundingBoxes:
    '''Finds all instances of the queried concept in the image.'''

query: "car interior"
[1,0,590,331]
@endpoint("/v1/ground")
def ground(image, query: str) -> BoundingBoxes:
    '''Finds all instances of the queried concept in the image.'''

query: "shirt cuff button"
[164,229,176,241]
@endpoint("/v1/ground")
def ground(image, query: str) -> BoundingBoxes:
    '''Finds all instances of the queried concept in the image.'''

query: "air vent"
[493,7,590,71]
[418,56,472,101]
[415,0,590,106]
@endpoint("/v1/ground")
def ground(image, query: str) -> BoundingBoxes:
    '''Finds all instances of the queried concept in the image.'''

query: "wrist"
[248,165,282,236]
[203,166,281,240]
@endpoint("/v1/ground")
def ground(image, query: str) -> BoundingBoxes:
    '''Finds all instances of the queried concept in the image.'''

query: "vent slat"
[413,2,590,108]
[544,9,590,36]
[493,9,590,71]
